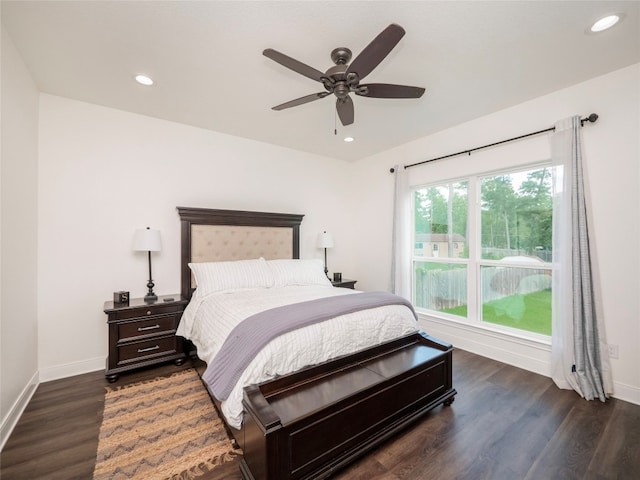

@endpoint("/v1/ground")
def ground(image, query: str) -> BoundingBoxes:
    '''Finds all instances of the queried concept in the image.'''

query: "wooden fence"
[414,265,551,311]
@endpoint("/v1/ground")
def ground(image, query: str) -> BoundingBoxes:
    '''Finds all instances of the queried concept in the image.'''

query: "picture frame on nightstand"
[113,291,129,306]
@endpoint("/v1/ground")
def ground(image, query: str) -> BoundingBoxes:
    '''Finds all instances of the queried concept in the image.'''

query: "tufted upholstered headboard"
[177,207,304,300]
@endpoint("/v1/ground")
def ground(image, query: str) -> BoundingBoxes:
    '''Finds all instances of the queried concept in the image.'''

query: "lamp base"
[144,293,158,303]
[324,247,329,279]
[145,276,157,303]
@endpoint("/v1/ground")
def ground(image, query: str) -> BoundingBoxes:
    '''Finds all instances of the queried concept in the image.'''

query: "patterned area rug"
[93,369,241,480]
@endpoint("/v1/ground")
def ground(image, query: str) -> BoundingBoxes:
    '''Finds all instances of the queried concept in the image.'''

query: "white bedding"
[177,285,418,429]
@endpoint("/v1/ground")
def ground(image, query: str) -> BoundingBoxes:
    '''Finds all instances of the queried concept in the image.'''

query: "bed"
[176,206,456,480]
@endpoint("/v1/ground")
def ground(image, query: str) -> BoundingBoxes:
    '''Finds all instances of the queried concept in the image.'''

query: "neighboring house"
[415,233,466,258]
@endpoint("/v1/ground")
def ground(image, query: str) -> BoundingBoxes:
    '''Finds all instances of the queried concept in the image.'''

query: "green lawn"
[441,289,551,335]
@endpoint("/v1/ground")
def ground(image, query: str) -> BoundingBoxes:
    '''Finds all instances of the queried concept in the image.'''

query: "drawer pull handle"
[138,345,160,353]
[146,310,152,315]
[137,324,160,332]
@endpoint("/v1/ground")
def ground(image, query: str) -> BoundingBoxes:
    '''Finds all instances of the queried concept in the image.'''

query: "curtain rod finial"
[580,113,598,126]
[390,167,395,173]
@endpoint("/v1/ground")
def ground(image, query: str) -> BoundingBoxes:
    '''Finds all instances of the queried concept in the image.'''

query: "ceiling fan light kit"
[263,24,425,126]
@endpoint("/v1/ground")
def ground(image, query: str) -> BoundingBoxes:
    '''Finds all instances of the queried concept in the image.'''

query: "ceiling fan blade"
[346,24,405,81]
[336,96,354,126]
[263,48,327,83]
[272,92,330,110]
[356,83,426,98]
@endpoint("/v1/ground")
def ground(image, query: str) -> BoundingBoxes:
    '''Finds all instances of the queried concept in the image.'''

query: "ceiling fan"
[263,23,425,126]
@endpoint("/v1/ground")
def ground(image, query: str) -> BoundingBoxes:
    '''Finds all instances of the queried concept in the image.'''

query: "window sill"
[417,310,551,351]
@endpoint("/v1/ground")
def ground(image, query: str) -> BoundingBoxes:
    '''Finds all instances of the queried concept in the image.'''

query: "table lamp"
[317,231,334,279]
[133,227,162,303]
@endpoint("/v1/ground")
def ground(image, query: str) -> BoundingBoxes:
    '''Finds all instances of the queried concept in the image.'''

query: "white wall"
[352,63,640,405]
[37,95,357,380]
[0,26,40,448]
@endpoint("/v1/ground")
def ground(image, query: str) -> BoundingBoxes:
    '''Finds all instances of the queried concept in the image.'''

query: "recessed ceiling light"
[589,13,623,33]
[134,74,154,86]
[344,136,355,143]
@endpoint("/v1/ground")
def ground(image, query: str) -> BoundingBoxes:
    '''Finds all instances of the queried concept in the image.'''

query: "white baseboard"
[2,357,105,450]
[38,356,105,382]
[419,314,640,407]
[419,314,552,377]
[0,371,38,452]
[610,380,640,406]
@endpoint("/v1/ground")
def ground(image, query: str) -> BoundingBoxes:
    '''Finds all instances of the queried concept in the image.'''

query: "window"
[412,166,553,337]
[413,181,469,315]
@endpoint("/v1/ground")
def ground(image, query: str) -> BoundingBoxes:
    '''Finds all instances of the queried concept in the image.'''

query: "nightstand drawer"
[117,315,178,341]
[113,304,182,320]
[117,336,179,364]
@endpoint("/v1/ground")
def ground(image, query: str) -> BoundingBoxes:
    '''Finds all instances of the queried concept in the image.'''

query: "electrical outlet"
[607,344,619,359]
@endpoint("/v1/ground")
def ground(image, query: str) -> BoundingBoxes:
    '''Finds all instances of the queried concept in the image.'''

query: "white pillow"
[189,258,274,295]
[267,259,332,287]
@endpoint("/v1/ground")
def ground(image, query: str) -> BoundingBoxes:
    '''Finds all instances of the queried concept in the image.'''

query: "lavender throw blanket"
[202,291,417,401]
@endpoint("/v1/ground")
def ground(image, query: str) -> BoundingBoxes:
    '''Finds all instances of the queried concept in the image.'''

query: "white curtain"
[391,165,411,299]
[550,116,612,401]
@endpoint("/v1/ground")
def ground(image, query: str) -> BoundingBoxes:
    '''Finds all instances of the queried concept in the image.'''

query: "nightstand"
[331,279,357,289]
[104,294,188,382]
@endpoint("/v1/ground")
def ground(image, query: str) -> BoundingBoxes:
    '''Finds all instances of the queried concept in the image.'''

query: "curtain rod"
[389,113,599,173]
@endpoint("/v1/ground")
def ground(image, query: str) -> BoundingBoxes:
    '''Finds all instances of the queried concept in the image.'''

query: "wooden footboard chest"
[240,331,456,480]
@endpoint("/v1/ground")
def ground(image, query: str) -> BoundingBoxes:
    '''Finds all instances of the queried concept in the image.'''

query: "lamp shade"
[316,231,334,249]
[133,228,162,252]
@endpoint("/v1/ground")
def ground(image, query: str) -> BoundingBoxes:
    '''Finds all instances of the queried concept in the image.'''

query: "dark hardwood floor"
[2,349,639,479]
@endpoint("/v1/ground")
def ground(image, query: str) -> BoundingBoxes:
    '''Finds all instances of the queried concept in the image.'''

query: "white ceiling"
[2,1,639,161]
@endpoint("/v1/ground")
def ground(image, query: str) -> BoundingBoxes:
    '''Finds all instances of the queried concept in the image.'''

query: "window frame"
[411,162,553,342]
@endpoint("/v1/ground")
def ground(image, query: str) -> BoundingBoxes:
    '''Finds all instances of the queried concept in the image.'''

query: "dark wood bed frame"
[177,206,456,480]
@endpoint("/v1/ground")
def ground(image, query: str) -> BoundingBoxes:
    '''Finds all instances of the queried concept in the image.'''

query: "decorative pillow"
[189,258,274,295]
[267,259,332,287]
